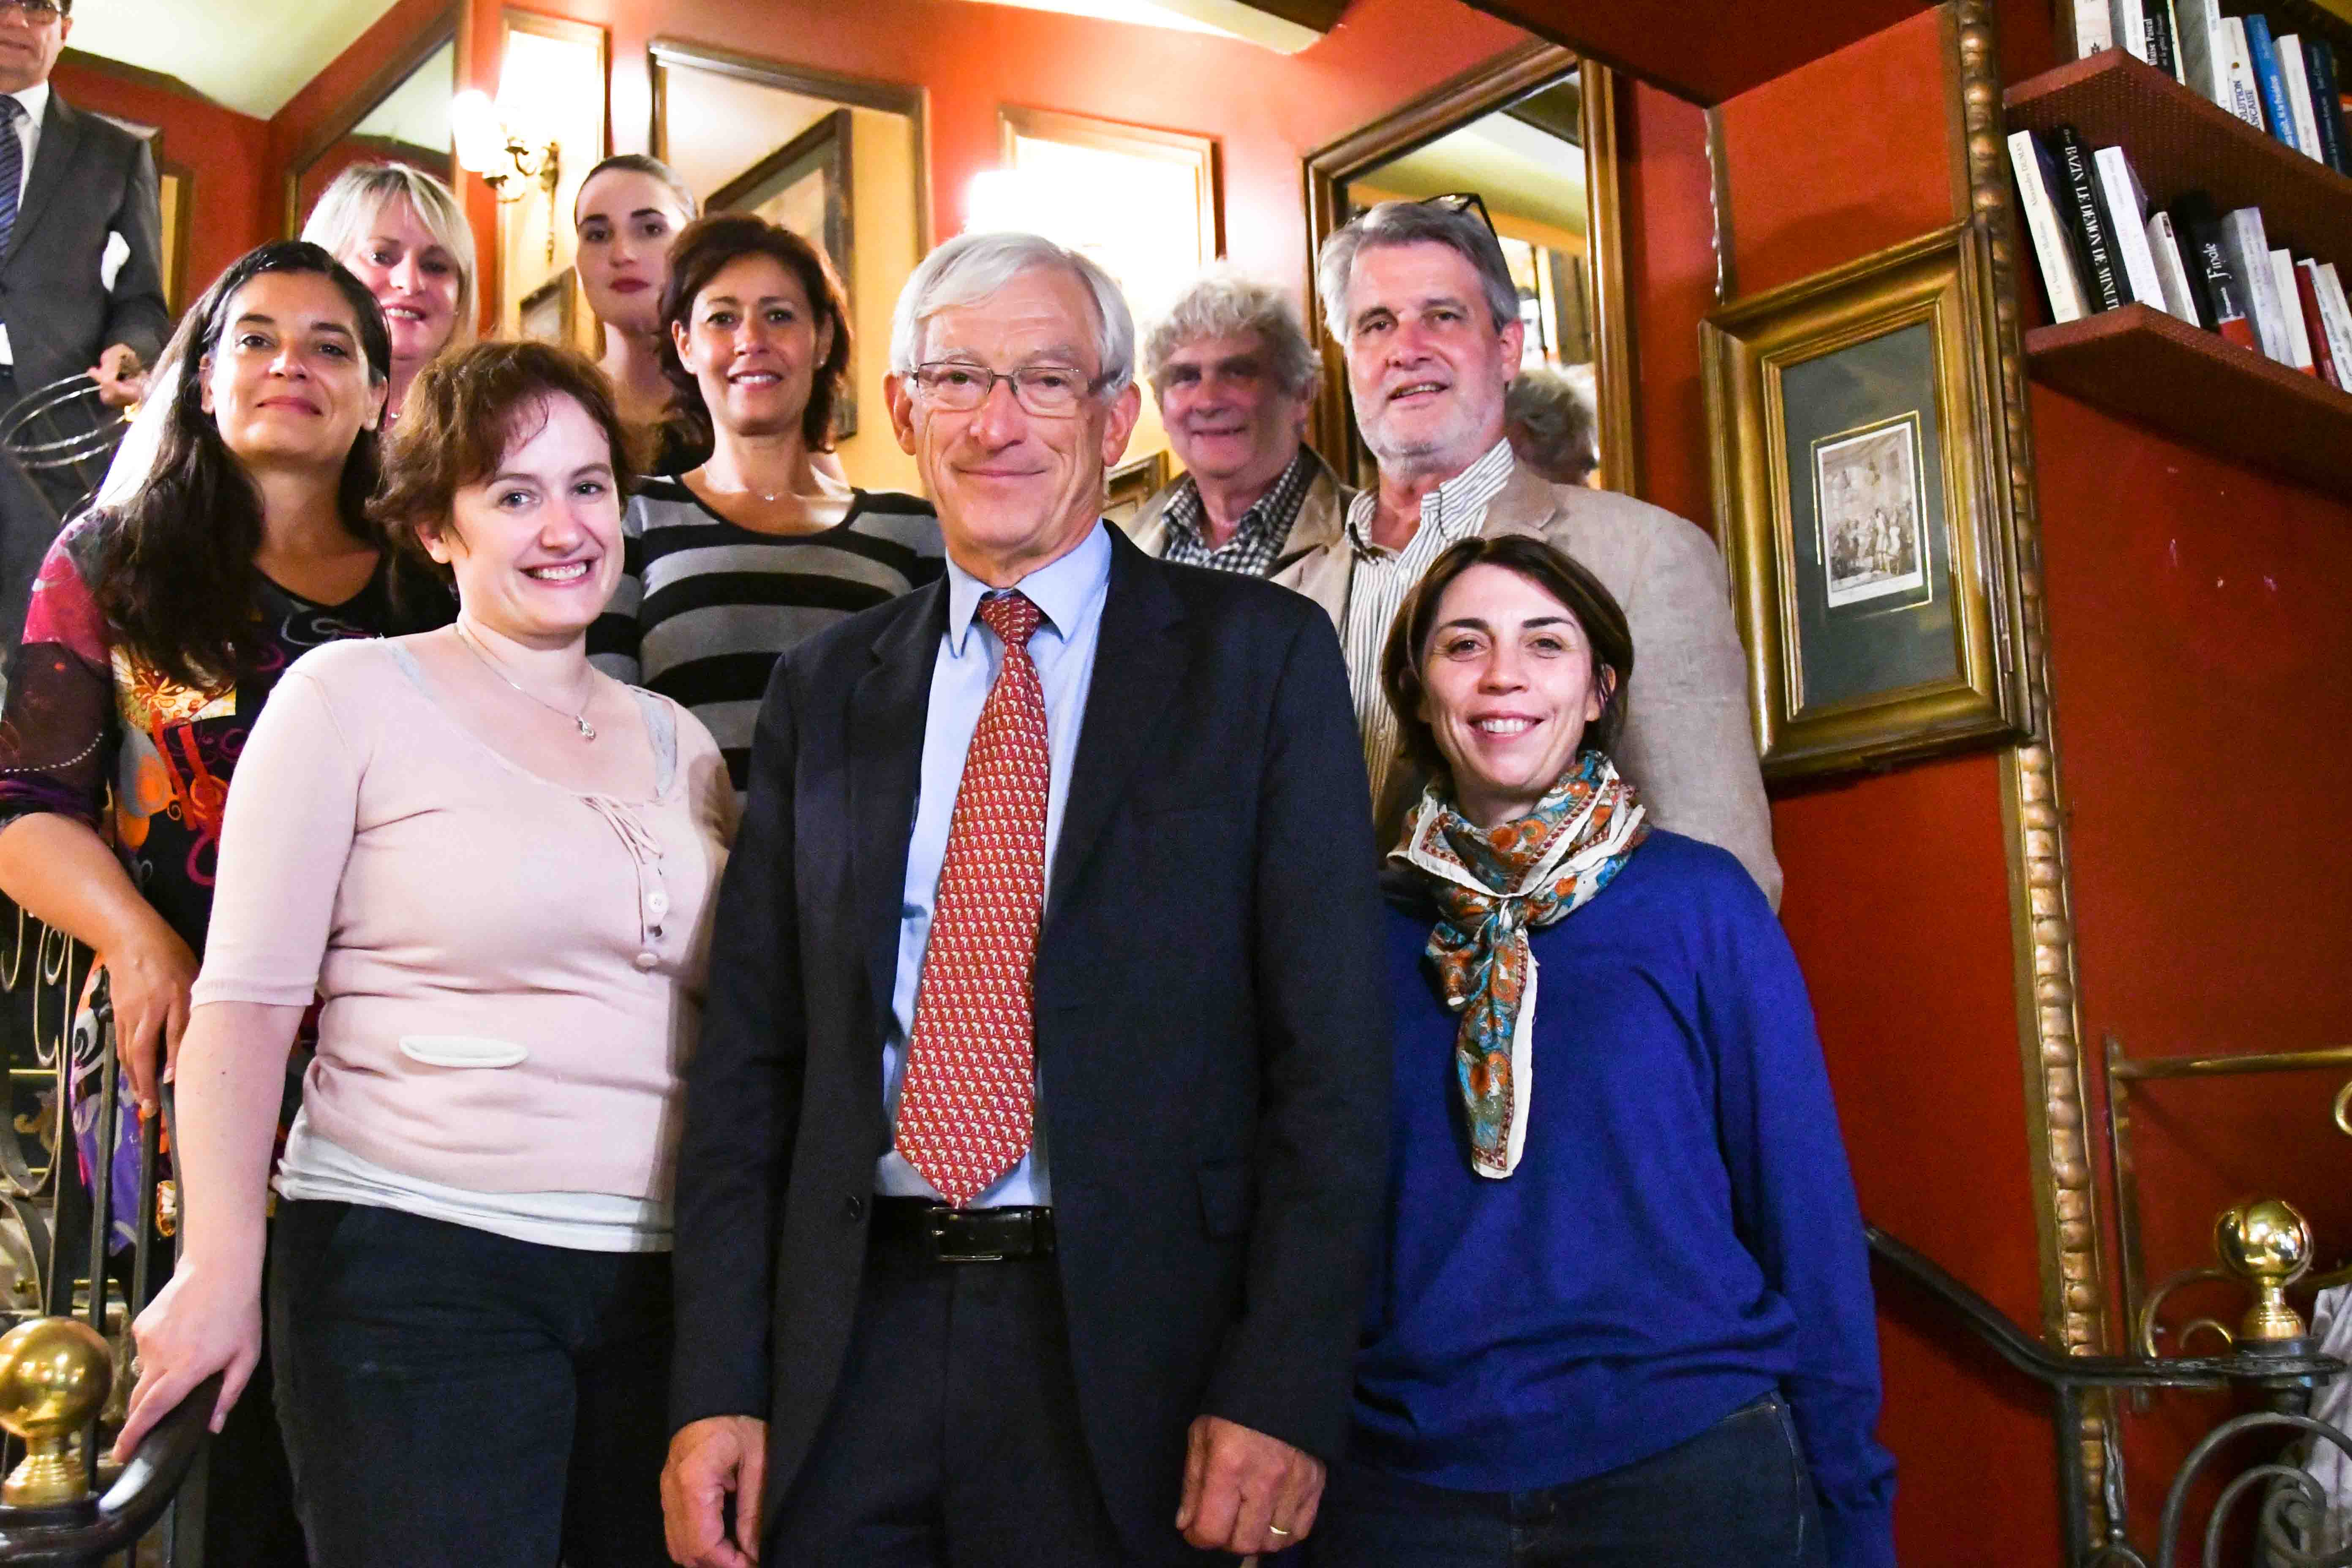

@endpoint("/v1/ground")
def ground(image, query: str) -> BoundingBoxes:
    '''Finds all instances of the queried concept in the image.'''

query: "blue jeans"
[269,1199,674,1568]
[1304,1394,1829,1568]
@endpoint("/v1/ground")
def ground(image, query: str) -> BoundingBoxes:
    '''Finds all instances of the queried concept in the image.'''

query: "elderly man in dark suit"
[661,230,1389,1568]
[0,0,167,576]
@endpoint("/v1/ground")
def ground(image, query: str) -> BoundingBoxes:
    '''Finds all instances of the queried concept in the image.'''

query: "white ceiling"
[1355,111,1589,239]
[65,0,1310,125]
[945,0,1316,49]
[66,0,404,119]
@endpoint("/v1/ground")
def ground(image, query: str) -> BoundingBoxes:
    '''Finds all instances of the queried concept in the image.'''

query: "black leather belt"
[870,1197,1056,1262]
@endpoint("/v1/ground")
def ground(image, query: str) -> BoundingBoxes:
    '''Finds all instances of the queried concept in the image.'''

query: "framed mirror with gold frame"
[1303,41,1634,495]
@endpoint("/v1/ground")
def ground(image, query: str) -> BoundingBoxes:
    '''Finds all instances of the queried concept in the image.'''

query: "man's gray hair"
[889,231,1135,394]
[1315,200,1519,343]
[1504,363,1600,485]
[1141,268,1319,398]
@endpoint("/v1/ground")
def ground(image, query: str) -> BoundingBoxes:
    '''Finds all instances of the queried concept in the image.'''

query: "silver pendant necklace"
[452,622,598,741]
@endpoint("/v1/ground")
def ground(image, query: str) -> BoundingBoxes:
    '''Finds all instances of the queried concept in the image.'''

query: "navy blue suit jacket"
[670,523,1390,1560]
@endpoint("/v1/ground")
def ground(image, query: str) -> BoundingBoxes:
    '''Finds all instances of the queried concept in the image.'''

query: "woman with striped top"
[589,213,941,786]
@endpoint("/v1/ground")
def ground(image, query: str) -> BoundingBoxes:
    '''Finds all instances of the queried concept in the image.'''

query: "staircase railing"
[1870,1210,2352,1567]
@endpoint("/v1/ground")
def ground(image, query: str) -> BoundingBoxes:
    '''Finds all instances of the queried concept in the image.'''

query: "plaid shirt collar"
[1159,447,1318,576]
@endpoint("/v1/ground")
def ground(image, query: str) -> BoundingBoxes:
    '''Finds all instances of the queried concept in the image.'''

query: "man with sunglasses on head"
[662,230,1388,1568]
[1285,195,1780,906]
[0,0,166,461]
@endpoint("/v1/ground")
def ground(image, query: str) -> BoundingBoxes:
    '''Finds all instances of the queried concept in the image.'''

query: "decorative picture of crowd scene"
[1811,413,1930,612]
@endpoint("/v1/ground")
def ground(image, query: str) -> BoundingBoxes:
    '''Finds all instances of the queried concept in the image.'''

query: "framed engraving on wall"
[518,268,582,348]
[1700,220,2028,781]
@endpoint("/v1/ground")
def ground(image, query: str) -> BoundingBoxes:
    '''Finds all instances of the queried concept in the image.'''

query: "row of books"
[2011,125,2352,388]
[2073,0,2352,177]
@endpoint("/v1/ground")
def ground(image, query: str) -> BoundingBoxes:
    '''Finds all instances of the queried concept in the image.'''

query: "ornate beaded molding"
[1948,0,2115,1529]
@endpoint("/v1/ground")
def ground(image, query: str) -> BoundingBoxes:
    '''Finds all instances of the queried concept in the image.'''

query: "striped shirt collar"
[1159,446,1317,576]
[1343,436,1516,560]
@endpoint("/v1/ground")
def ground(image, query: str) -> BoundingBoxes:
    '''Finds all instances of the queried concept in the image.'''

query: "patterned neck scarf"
[1391,750,1648,1178]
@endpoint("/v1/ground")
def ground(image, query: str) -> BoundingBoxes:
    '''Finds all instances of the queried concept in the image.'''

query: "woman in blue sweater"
[1304,534,1896,1568]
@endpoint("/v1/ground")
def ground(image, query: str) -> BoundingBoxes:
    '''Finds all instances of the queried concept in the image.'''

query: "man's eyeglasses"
[909,362,1107,418]
[0,0,65,22]
[1420,192,1500,243]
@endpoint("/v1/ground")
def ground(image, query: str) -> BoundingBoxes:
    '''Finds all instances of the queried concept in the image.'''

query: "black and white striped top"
[588,478,945,787]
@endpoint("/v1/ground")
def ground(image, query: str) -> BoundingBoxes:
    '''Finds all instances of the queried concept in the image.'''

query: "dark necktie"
[0,98,24,259]
[896,591,1050,1206]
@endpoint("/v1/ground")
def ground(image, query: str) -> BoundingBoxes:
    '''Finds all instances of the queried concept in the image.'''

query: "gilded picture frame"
[1103,450,1171,529]
[518,267,581,349]
[1701,219,2028,780]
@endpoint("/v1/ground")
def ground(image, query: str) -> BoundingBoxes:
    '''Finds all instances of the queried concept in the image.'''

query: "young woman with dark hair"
[115,340,734,1567]
[0,237,448,1568]
[572,153,705,473]
[588,210,941,787]
[1306,534,1897,1568]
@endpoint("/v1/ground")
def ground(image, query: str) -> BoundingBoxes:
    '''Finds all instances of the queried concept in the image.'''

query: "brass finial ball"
[2217,1198,2314,1283]
[2216,1197,2314,1344]
[0,1317,113,1506]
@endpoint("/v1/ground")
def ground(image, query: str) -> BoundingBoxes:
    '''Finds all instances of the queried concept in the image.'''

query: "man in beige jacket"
[1283,197,1780,906]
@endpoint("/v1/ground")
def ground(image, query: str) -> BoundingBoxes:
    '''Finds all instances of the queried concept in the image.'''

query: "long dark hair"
[95,241,397,689]
[658,212,852,453]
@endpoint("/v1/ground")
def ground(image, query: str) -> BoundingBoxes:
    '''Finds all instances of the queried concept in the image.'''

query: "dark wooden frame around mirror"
[1302,40,1636,495]
[283,5,460,236]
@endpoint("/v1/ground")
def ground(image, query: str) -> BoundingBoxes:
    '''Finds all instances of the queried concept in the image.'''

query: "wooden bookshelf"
[2005,52,2352,491]
[2025,304,2352,492]
[2004,49,2352,261]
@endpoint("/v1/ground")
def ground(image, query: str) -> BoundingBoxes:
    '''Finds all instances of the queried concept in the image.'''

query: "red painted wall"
[2034,383,2352,1541]
[1639,11,2068,1562]
[49,57,271,312]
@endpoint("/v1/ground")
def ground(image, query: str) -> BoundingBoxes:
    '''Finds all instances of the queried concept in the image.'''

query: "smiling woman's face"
[671,252,828,439]
[337,195,465,370]
[425,394,623,651]
[197,270,384,474]
[1418,562,1607,828]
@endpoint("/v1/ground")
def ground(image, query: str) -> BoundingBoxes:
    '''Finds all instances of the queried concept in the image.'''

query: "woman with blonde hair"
[93,163,480,517]
[301,161,479,422]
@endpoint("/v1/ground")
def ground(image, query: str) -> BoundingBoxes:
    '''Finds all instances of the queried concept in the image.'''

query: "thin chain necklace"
[452,622,598,741]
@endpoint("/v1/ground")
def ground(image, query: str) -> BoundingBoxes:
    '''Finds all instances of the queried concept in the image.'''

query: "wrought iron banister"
[1869,1220,2352,1567]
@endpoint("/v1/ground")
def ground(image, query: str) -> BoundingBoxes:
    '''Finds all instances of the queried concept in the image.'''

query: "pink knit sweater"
[191,640,735,1200]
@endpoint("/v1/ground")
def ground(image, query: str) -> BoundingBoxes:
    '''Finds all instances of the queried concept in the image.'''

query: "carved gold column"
[1948,0,2115,1532]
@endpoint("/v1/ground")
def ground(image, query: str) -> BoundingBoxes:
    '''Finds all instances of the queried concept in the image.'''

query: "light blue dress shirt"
[876,521,1113,1205]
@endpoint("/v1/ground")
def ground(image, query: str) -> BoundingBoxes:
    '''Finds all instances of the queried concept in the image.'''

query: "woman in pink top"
[114,341,735,1568]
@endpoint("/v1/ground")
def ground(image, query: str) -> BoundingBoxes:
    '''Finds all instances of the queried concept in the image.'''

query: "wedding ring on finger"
[1268,1524,1293,1538]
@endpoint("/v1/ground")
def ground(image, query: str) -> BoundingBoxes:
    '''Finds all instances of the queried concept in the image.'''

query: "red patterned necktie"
[896,590,1049,1206]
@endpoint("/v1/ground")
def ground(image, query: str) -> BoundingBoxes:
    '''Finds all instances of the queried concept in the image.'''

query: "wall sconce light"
[452,86,561,260]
